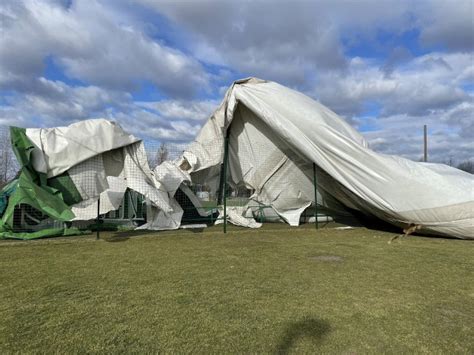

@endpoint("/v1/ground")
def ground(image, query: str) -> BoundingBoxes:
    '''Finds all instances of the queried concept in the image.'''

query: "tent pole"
[96,197,100,240]
[222,132,230,234]
[313,162,318,229]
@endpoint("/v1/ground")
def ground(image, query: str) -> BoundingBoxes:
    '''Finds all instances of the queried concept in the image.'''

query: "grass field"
[0,224,473,353]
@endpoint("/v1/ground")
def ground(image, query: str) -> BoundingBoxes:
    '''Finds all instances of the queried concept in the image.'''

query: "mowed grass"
[0,225,473,353]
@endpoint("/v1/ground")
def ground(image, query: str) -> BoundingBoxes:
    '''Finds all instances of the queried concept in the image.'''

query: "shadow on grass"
[108,230,158,239]
[189,228,205,233]
[275,318,331,354]
[105,236,130,242]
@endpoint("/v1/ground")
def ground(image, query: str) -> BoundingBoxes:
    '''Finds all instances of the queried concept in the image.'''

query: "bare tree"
[156,143,169,165]
[0,128,17,188]
[148,143,169,168]
[457,160,474,174]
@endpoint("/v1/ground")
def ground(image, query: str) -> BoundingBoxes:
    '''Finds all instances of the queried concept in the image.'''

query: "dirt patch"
[309,255,344,262]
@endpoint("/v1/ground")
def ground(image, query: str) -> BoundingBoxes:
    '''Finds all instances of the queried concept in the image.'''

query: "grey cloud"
[136,99,219,121]
[137,0,474,87]
[420,57,452,71]
[112,99,217,142]
[0,0,209,98]
[113,109,201,143]
[137,0,348,87]
[0,77,130,127]
[314,53,471,118]
[379,82,467,117]
[381,47,413,77]
[363,112,474,163]
[440,102,474,139]
[1,0,472,164]
[312,53,473,163]
[419,0,474,52]
[0,78,213,144]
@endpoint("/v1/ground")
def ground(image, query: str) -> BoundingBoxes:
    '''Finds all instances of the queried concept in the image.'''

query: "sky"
[0,0,473,163]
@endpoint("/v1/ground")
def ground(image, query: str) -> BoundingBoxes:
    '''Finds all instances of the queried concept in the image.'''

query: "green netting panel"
[48,172,83,205]
[0,179,17,217]
[0,127,77,239]
[0,227,89,240]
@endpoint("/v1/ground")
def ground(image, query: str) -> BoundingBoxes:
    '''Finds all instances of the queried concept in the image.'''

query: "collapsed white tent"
[177,78,474,239]
[18,79,474,239]
[25,119,188,230]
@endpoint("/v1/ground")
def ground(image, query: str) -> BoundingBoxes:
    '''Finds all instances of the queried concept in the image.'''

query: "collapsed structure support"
[96,197,100,240]
[313,163,319,229]
[223,135,229,233]
[220,129,230,234]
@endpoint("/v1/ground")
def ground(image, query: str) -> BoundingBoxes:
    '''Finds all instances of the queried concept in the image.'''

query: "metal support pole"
[96,197,100,240]
[222,134,230,234]
[423,125,428,162]
[313,162,319,229]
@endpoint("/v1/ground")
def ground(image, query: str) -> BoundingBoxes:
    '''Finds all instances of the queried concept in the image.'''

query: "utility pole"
[423,125,428,162]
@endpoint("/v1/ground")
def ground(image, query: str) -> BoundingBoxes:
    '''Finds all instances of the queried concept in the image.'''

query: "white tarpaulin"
[25,119,183,230]
[27,119,140,178]
[179,78,474,239]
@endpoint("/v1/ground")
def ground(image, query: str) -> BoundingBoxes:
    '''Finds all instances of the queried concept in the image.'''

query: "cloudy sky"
[1,0,473,163]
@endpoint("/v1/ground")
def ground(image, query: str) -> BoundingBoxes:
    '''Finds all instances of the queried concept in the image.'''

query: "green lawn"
[0,225,473,353]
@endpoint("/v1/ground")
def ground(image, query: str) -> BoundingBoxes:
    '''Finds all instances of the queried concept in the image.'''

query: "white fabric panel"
[122,142,172,214]
[68,154,108,201]
[182,78,474,239]
[227,104,317,225]
[154,161,191,196]
[26,119,140,178]
[71,140,177,224]
[137,198,183,231]
[138,158,194,230]
[71,176,127,220]
[215,206,262,228]
[179,184,211,217]
[22,118,205,230]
